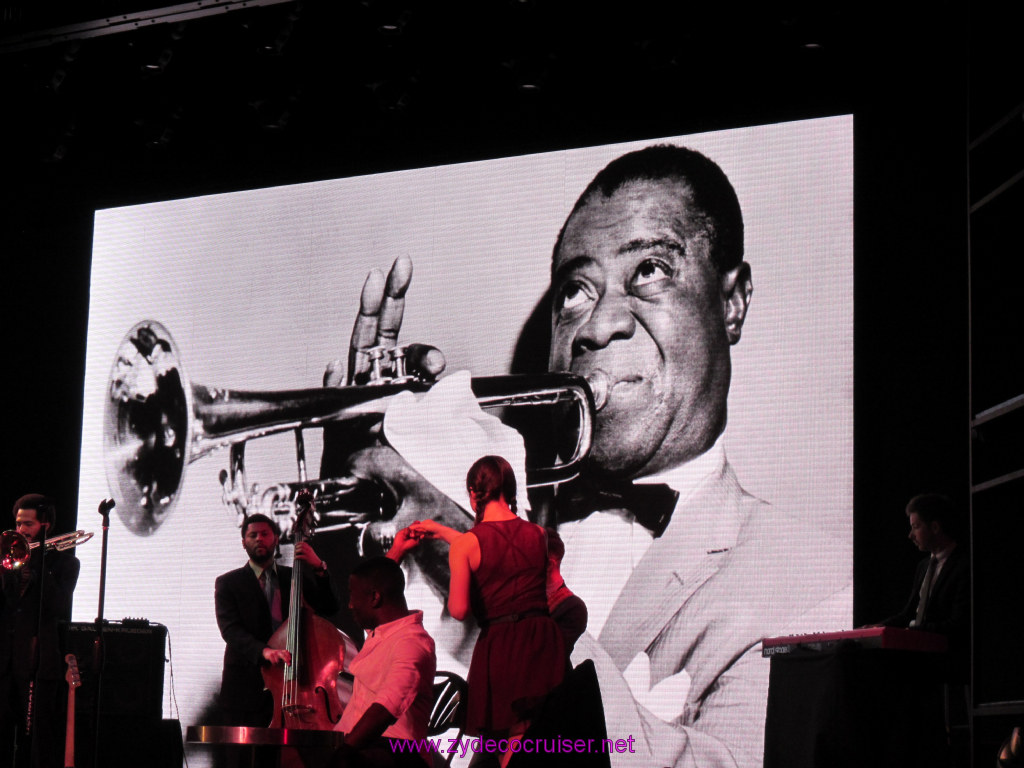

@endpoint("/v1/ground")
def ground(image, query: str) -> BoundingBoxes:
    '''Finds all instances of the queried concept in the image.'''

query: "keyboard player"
[874,493,969,681]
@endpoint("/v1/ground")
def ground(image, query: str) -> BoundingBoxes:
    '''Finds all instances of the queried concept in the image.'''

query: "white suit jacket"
[570,461,850,768]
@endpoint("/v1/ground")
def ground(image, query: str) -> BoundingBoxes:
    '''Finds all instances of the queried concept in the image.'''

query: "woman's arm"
[447,532,479,621]
[411,518,463,544]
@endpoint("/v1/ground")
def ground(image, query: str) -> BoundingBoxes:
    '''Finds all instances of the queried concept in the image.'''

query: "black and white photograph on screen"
[75,114,853,767]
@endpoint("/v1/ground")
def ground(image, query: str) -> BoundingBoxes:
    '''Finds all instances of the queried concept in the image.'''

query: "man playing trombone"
[0,494,81,768]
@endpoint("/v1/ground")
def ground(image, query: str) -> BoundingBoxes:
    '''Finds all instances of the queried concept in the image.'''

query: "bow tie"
[556,480,680,538]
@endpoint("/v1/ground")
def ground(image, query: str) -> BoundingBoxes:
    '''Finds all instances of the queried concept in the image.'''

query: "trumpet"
[104,321,595,538]
[0,530,95,571]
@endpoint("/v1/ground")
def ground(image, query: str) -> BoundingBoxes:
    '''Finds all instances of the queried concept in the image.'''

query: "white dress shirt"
[337,610,436,742]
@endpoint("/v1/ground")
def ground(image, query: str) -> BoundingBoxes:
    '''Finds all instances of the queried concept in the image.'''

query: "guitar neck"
[64,653,79,768]
[64,685,75,768]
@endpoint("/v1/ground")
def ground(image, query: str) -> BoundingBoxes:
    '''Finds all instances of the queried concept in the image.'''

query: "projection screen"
[75,114,853,767]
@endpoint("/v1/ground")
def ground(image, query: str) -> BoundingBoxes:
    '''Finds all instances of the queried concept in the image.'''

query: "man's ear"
[369,588,384,609]
[721,262,752,345]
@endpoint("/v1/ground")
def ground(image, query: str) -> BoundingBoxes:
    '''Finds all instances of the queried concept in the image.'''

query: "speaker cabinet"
[59,620,172,768]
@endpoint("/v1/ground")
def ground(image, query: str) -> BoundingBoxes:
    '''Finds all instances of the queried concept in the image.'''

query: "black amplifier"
[59,619,167,721]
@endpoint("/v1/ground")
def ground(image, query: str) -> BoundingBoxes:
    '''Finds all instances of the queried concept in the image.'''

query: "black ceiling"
[2,2,1000,203]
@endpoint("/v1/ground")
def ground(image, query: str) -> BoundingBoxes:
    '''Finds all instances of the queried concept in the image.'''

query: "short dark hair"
[554,144,744,276]
[546,527,565,563]
[241,513,280,539]
[906,493,959,539]
[350,556,406,602]
[12,494,56,528]
[466,455,518,519]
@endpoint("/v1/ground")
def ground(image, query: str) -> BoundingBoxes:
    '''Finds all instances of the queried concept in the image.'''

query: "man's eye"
[556,282,594,313]
[632,260,672,288]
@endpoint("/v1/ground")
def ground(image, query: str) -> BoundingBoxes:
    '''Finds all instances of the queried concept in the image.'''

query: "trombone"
[0,530,94,571]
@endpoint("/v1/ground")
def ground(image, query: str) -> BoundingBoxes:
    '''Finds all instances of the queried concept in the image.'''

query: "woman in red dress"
[412,455,564,767]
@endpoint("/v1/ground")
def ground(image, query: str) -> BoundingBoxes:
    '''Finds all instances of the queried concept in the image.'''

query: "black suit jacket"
[0,548,80,681]
[214,561,339,713]
[884,545,969,634]
[883,544,969,678]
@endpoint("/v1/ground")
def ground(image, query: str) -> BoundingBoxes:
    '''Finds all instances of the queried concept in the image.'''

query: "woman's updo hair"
[466,455,518,518]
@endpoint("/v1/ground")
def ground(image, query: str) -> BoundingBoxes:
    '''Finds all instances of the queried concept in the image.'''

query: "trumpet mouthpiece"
[586,370,610,412]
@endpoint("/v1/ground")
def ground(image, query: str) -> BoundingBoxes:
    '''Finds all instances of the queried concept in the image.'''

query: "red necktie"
[260,570,283,630]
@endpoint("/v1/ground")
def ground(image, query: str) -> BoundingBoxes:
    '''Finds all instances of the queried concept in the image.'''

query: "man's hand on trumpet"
[319,254,467,588]
[323,255,446,387]
[319,253,448,496]
[345,445,472,590]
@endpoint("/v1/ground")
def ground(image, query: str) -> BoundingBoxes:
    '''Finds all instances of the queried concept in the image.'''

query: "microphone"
[97,499,115,514]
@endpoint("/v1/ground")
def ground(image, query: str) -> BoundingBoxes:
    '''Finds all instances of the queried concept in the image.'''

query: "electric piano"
[762,625,948,656]
[763,626,950,768]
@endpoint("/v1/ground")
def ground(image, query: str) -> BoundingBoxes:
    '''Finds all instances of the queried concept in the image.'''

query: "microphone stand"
[25,537,49,768]
[92,499,115,768]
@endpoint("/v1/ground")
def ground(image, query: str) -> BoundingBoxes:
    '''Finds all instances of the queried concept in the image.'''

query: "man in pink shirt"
[334,557,437,767]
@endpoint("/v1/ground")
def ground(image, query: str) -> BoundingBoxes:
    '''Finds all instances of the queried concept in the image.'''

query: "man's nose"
[574,290,636,353]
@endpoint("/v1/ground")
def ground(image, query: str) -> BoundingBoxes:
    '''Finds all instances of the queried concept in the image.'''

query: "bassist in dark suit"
[214,513,339,727]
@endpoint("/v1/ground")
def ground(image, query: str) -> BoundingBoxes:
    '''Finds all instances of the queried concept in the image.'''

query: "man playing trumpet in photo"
[321,145,849,767]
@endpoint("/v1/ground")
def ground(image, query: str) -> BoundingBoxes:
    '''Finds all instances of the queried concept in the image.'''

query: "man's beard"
[247,546,275,566]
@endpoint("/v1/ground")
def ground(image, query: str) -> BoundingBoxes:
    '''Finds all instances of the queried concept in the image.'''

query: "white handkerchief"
[622,651,691,722]
[383,370,529,513]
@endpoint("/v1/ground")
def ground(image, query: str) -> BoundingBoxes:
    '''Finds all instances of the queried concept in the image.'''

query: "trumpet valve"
[389,346,411,382]
[366,346,387,383]
[219,468,250,518]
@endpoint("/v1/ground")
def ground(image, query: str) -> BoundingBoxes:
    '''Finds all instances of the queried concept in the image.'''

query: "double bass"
[262,491,350,730]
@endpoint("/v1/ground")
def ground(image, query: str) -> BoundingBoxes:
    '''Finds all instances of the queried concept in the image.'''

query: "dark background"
[0,2,1008,635]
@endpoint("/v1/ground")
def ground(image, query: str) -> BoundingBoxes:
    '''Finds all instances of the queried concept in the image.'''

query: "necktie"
[915,556,938,625]
[557,479,680,538]
[260,569,283,630]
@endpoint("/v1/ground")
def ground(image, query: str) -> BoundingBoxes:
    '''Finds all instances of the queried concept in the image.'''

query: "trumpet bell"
[0,529,95,570]
[105,321,193,536]
[0,530,29,570]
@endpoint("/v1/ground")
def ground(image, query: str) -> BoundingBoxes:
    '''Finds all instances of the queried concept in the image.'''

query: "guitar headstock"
[65,653,81,689]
